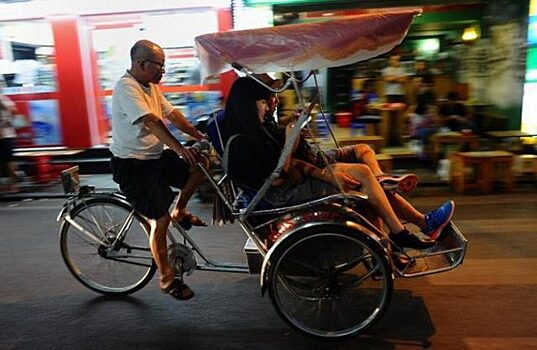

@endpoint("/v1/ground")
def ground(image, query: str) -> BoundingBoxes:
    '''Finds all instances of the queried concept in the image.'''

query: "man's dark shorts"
[111,149,190,219]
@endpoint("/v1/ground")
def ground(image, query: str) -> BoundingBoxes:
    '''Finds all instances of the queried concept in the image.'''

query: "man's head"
[129,40,166,85]
[389,54,401,67]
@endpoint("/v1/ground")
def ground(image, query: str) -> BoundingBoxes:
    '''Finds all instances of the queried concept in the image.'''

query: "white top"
[110,72,174,160]
[382,66,406,96]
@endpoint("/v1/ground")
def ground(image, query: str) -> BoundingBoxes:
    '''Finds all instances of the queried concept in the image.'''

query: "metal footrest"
[398,221,468,277]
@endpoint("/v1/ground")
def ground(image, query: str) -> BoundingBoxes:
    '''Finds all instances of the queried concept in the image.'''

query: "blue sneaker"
[423,200,455,240]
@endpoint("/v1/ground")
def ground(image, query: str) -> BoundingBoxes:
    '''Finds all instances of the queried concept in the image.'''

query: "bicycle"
[57,164,252,297]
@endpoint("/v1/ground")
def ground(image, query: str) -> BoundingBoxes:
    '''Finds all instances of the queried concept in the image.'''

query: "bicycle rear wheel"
[60,197,156,295]
[267,225,392,338]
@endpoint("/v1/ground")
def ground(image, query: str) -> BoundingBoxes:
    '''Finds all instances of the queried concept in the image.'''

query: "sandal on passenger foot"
[377,173,418,193]
[175,213,208,230]
[162,279,195,301]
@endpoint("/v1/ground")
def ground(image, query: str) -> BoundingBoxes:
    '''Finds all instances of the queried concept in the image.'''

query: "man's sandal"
[162,279,195,301]
[176,213,208,230]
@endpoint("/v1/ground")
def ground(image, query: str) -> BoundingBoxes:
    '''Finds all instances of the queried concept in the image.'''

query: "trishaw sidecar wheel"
[267,225,392,338]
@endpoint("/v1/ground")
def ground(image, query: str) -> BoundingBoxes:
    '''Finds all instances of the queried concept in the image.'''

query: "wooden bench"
[450,151,514,193]
[336,135,385,152]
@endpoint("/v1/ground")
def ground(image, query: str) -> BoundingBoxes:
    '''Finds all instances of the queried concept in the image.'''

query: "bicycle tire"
[59,196,157,295]
[267,225,393,338]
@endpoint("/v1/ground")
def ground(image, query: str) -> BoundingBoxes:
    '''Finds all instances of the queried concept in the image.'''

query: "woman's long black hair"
[221,77,272,145]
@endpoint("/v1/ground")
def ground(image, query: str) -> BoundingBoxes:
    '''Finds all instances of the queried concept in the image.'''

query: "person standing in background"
[0,93,19,194]
[382,54,407,104]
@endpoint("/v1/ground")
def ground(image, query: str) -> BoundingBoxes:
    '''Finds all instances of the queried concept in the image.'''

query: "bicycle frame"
[57,186,254,274]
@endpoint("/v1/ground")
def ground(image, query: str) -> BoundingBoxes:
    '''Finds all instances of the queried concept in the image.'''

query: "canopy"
[195,9,421,79]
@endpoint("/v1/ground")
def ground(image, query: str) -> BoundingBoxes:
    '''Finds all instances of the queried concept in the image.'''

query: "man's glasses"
[145,59,165,70]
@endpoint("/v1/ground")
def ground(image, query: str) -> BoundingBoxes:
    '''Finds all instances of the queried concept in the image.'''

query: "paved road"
[1,186,537,349]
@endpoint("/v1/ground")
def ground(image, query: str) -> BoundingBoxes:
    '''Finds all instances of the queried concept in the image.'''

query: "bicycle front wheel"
[60,197,156,295]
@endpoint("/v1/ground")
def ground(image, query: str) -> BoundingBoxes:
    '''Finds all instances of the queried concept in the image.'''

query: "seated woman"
[261,78,454,242]
[438,91,474,132]
[220,77,454,249]
[406,73,439,157]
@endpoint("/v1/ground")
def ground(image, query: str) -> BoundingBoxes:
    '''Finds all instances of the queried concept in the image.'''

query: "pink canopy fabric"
[195,9,420,79]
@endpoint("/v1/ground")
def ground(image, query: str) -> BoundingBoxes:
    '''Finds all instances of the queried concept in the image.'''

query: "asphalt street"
[1,181,537,349]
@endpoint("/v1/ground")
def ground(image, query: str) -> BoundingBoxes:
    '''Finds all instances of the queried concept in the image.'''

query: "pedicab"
[58,9,467,339]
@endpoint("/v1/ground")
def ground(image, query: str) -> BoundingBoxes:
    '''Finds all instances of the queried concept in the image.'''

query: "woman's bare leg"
[386,192,427,230]
[330,163,404,234]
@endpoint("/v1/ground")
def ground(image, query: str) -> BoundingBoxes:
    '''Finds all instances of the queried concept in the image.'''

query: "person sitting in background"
[438,91,474,132]
[414,59,432,77]
[351,78,379,119]
[406,73,439,157]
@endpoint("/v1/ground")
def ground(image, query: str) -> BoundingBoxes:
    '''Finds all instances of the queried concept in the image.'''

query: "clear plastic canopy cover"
[195,9,421,80]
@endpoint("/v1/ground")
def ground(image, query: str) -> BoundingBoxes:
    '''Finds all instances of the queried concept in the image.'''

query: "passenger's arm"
[280,123,302,173]
[140,113,198,166]
[292,159,360,191]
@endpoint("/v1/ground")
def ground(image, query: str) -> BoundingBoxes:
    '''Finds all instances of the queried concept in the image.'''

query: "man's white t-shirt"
[382,66,406,96]
[110,71,174,160]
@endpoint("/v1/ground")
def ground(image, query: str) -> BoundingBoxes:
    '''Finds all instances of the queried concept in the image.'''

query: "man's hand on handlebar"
[176,146,201,168]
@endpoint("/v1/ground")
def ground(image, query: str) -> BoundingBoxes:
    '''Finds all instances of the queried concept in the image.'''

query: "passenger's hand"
[177,146,199,167]
[331,172,360,191]
[285,122,295,138]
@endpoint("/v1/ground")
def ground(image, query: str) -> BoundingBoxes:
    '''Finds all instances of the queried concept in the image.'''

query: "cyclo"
[57,9,467,339]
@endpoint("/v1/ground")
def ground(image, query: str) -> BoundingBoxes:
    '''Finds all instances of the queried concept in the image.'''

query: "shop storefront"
[0,0,233,148]
[243,0,530,132]
[522,0,537,134]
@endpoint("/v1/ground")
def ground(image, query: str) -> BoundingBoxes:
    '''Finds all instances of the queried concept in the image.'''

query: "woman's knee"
[345,163,374,182]
[354,144,374,158]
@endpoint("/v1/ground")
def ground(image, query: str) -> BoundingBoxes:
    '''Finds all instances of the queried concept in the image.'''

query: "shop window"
[0,20,57,93]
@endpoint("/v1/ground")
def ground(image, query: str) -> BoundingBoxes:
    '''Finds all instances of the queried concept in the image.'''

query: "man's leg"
[149,213,175,289]
[171,156,209,223]
[151,212,195,300]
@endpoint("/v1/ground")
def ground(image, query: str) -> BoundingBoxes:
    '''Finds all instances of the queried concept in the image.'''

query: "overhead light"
[462,26,479,41]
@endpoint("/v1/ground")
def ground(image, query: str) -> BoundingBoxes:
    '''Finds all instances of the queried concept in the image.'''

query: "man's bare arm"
[166,108,205,141]
[140,113,198,166]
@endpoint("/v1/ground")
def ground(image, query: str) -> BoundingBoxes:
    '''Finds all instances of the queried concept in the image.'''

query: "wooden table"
[429,132,480,164]
[336,135,385,152]
[485,130,537,151]
[450,151,514,193]
[484,130,536,139]
[371,104,407,147]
